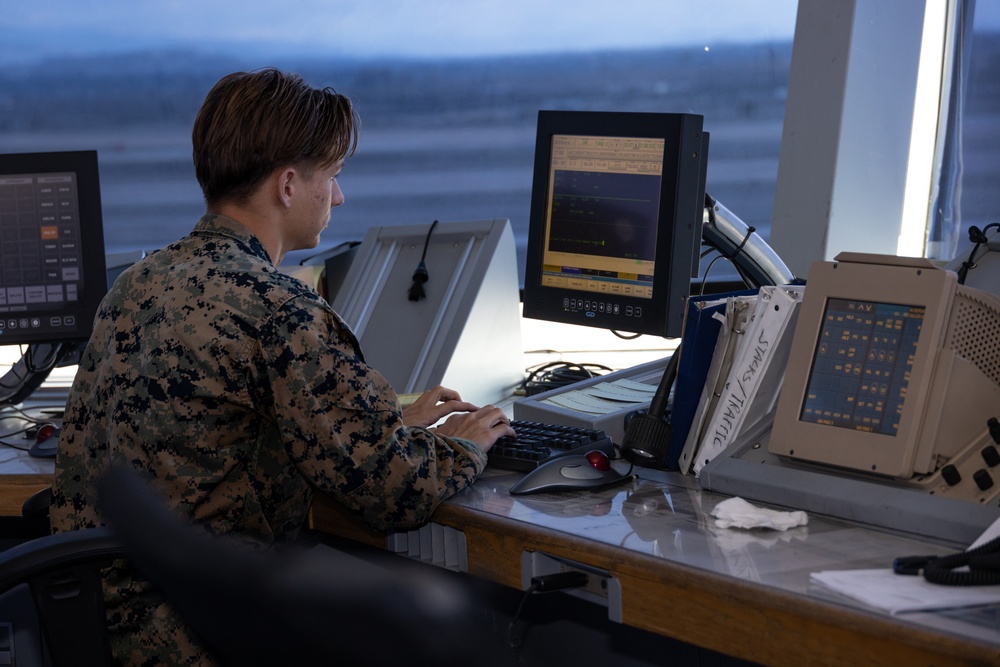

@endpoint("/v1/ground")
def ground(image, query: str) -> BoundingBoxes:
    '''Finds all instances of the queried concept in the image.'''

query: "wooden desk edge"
[0,474,51,516]
[310,493,1000,667]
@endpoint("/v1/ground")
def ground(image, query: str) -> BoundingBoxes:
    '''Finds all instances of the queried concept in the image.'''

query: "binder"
[664,289,757,469]
[676,294,756,474]
[691,285,804,476]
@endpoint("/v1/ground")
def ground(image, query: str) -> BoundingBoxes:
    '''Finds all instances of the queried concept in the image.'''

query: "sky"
[1,0,802,64]
[3,1,998,65]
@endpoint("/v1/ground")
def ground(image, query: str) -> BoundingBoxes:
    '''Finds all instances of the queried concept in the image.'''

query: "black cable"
[1,404,50,421]
[0,343,72,406]
[519,360,612,396]
[408,219,439,301]
[0,434,33,452]
[702,195,758,268]
[700,193,788,290]
[697,244,756,296]
[505,572,590,648]
[505,582,538,649]
[891,415,1000,584]
[0,408,48,451]
[904,535,1000,586]
[957,223,999,285]
[719,224,757,260]
[23,343,61,374]
[0,358,28,392]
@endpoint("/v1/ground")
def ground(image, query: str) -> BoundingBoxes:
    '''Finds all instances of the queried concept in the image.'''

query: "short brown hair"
[192,68,359,206]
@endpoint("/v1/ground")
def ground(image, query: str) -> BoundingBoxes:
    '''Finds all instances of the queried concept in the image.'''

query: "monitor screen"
[0,151,107,346]
[769,254,957,479]
[522,111,708,338]
[799,297,925,436]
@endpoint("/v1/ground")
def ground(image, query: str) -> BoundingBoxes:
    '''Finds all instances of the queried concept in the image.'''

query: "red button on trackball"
[585,449,611,471]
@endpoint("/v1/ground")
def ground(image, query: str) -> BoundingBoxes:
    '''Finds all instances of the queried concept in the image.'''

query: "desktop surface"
[312,463,1000,666]
[5,295,998,664]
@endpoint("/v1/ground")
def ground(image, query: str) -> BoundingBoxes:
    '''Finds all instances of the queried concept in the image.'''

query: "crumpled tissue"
[710,497,808,531]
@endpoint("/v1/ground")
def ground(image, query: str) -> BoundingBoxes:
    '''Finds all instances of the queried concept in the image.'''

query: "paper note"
[810,568,1000,614]
[540,379,656,415]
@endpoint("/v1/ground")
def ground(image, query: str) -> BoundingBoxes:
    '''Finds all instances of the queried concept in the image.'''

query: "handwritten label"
[711,328,772,450]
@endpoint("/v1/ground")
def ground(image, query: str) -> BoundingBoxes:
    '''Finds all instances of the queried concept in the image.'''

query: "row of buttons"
[1,315,76,330]
[939,417,1000,492]
[562,298,644,318]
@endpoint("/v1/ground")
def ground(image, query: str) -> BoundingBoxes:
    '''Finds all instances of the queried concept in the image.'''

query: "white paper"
[810,518,1000,615]
[809,568,1000,614]
[970,514,1000,549]
[539,379,655,415]
[541,391,629,414]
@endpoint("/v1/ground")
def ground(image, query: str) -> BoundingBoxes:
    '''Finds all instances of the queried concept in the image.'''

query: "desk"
[7,354,1000,665]
[0,419,57,516]
[311,465,1000,667]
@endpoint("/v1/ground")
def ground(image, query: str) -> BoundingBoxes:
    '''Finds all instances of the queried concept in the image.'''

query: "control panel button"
[982,446,1000,468]
[941,464,961,486]
[974,469,994,491]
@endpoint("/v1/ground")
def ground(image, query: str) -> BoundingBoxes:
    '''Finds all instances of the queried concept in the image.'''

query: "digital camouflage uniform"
[50,214,487,666]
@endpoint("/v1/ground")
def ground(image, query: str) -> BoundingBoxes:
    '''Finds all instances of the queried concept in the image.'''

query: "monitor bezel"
[521,110,707,338]
[0,150,107,346]
[768,254,955,479]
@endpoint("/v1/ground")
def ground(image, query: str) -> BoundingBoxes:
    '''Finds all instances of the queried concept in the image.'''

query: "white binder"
[688,285,803,476]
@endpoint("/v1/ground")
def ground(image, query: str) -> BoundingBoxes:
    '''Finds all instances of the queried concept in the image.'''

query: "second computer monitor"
[0,150,107,347]
[521,111,708,338]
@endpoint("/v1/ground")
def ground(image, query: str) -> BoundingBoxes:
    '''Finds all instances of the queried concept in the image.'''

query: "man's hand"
[401,385,478,428]
[432,405,514,452]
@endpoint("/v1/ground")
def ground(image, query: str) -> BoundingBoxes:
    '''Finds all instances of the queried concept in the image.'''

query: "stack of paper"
[811,513,1000,614]
[809,569,1000,614]
[539,378,658,415]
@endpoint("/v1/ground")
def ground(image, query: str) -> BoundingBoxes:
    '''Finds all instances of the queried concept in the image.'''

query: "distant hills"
[4,33,997,136]
[0,43,795,133]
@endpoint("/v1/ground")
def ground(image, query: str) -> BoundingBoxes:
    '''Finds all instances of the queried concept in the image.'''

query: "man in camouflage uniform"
[50,68,515,665]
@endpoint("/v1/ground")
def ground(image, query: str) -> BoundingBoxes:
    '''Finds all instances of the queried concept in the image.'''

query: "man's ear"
[276,167,297,209]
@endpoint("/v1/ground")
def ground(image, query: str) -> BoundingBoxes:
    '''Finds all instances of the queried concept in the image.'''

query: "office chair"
[0,487,52,553]
[0,524,124,667]
[0,465,500,667]
[95,464,499,667]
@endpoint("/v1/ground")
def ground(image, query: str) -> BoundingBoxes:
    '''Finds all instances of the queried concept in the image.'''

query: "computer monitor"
[521,111,708,338]
[331,219,523,408]
[0,151,107,346]
[769,253,1000,483]
[694,252,1000,543]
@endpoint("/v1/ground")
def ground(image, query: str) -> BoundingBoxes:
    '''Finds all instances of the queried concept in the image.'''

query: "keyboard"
[487,420,616,472]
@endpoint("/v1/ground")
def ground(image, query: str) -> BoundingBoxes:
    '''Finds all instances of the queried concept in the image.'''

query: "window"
[958,0,1000,253]
[0,1,796,282]
[3,2,995,285]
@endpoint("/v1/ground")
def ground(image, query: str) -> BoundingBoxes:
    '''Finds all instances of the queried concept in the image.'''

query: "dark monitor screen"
[521,111,707,338]
[0,151,107,346]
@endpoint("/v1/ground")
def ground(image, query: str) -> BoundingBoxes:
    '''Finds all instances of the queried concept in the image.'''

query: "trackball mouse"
[509,450,627,495]
[29,422,61,458]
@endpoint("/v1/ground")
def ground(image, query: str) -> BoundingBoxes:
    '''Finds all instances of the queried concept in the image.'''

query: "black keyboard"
[487,420,616,472]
